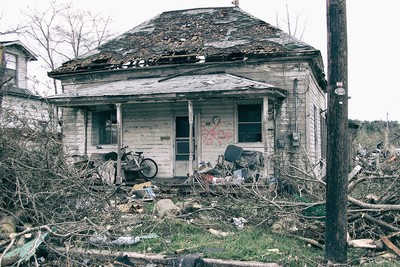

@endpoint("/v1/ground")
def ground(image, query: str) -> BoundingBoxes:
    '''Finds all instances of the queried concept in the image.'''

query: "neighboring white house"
[1,40,52,130]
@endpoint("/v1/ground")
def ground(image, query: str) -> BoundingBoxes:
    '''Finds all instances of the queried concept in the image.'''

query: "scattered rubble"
[1,133,399,266]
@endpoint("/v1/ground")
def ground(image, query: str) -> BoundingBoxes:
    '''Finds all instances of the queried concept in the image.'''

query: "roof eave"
[47,87,286,107]
[1,40,38,61]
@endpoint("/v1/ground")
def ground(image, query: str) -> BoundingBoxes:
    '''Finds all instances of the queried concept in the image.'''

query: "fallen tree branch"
[286,165,326,187]
[348,175,398,192]
[348,196,400,211]
[361,213,400,232]
[55,247,281,267]
[288,234,324,249]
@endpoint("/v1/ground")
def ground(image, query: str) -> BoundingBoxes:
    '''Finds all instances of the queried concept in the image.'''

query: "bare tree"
[0,8,26,36]
[276,4,307,40]
[22,1,113,94]
[55,9,112,59]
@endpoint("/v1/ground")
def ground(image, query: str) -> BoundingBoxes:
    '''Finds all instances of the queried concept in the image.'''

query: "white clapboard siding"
[1,95,51,128]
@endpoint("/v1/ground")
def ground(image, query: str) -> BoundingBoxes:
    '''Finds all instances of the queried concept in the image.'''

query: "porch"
[48,73,286,181]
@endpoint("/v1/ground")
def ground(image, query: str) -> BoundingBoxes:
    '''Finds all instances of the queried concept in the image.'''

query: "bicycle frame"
[123,152,146,172]
[121,146,158,179]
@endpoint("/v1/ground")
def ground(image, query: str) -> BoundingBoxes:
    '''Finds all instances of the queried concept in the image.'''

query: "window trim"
[92,108,118,146]
[236,102,263,143]
[4,52,18,86]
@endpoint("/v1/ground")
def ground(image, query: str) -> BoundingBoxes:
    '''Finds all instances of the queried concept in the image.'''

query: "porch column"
[188,100,194,176]
[115,103,123,184]
[262,97,270,183]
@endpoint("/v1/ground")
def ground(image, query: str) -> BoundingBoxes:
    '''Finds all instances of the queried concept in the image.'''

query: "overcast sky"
[2,0,399,122]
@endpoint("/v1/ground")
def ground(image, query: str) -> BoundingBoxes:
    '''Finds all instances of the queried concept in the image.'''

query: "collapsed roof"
[48,7,325,81]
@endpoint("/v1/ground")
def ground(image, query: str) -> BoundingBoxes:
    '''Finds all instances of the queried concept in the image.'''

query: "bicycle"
[120,146,158,179]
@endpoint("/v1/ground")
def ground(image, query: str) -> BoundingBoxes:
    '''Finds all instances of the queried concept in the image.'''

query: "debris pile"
[1,122,399,265]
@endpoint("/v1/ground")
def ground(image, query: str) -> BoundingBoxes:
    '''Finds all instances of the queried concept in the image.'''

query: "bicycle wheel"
[140,158,158,178]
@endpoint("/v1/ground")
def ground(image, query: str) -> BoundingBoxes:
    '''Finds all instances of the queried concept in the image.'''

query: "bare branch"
[21,1,114,94]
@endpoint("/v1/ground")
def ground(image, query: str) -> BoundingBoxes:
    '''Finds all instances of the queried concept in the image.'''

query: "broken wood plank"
[381,235,400,256]
[348,239,384,249]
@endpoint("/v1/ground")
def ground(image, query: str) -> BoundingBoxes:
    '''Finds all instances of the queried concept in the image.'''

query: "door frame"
[173,112,200,177]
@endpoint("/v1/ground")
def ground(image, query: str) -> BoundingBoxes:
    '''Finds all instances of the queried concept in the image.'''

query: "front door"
[174,116,196,177]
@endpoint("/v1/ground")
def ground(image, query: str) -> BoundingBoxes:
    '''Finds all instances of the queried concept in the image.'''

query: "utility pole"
[0,45,5,109]
[325,0,349,264]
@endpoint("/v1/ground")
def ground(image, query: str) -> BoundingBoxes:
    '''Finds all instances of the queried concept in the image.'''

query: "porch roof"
[47,73,286,106]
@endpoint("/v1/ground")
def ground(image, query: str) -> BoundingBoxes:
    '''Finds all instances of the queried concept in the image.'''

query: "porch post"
[115,103,123,184]
[262,97,270,183]
[188,100,194,176]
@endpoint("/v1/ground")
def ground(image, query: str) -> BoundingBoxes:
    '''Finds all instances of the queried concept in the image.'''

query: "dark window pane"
[96,109,117,145]
[238,105,261,122]
[176,141,189,154]
[238,124,262,142]
[176,116,190,137]
[4,69,16,86]
[175,139,195,161]
[176,155,189,161]
[238,104,262,143]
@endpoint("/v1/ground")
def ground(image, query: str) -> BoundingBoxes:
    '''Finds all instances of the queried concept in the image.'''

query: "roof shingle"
[50,7,322,76]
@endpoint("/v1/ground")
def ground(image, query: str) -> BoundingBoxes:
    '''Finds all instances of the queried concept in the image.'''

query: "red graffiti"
[201,124,232,145]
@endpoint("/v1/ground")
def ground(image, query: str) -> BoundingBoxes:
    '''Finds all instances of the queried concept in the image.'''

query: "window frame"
[4,52,18,86]
[236,103,263,143]
[92,109,118,145]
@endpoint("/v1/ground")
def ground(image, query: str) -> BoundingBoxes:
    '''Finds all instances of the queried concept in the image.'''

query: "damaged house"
[47,6,327,181]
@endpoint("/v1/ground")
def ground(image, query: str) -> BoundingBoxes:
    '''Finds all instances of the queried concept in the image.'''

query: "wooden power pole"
[325,0,349,264]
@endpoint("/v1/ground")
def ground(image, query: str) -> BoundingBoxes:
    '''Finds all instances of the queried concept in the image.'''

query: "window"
[93,109,117,145]
[5,53,17,86]
[238,104,262,143]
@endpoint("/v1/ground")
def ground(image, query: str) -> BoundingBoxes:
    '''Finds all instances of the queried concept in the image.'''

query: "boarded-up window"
[92,109,117,145]
[238,104,262,143]
[5,53,17,86]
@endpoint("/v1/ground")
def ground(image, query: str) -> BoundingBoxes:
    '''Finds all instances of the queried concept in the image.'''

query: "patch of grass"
[114,200,399,266]
[128,218,324,266]
[126,216,399,266]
